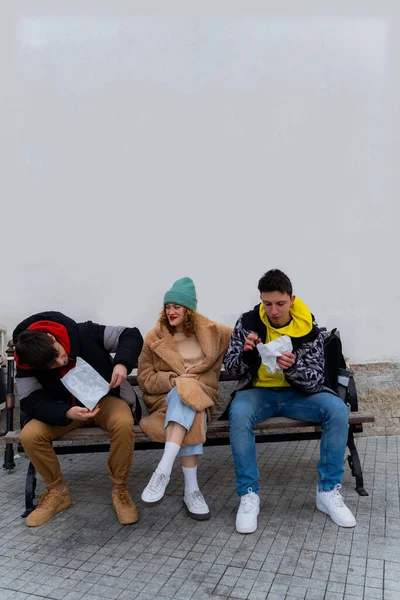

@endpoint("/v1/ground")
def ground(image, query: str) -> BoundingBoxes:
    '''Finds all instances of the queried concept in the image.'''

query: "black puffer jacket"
[13,311,143,426]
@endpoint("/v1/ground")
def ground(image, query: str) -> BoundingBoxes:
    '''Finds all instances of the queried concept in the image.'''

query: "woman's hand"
[176,374,199,379]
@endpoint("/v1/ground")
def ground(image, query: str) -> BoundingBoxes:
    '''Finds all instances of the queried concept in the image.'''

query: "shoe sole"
[26,498,72,527]
[236,523,258,534]
[114,512,140,525]
[184,503,210,521]
[112,501,140,525]
[141,495,165,507]
[316,500,356,528]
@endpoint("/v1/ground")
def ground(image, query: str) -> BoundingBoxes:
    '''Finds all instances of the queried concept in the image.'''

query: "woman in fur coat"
[138,277,232,520]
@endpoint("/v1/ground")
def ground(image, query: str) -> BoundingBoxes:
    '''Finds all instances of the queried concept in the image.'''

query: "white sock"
[182,465,199,494]
[52,485,67,493]
[157,442,181,477]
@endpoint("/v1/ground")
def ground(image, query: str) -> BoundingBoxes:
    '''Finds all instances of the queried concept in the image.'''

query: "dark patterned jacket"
[223,304,325,395]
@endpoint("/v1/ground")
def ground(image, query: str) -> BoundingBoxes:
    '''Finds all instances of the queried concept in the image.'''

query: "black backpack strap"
[347,375,359,412]
[323,329,343,393]
[323,328,353,405]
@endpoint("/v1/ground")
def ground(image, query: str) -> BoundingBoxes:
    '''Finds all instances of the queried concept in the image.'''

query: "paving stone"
[0,436,397,600]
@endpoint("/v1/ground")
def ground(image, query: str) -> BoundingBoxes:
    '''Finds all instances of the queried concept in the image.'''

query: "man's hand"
[66,406,100,421]
[244,333,262,352]
[277,351,296,370]
[110,364,128,388]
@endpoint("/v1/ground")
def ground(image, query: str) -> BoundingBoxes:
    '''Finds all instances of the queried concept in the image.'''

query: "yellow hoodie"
[254,297,313,388]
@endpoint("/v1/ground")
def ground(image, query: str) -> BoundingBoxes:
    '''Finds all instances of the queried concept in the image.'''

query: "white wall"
[1,1,399,362]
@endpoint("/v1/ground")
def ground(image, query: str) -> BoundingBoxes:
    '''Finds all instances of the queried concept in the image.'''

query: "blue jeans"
[229,387,349,496]
[165,388,205,457]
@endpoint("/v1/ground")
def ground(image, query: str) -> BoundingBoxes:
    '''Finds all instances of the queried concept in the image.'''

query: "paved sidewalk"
[0,435,399,600]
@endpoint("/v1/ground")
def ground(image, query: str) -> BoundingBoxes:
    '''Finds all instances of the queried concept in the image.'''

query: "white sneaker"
[184,489,210,521]
[316,484,356,527]
[236,490,260,534]
[141,470,170,505]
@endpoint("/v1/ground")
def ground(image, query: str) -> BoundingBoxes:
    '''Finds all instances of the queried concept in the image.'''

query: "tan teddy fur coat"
[138,314,232,446]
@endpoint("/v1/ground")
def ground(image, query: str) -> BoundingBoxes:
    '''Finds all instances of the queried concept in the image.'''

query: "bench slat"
[0,410,375,445]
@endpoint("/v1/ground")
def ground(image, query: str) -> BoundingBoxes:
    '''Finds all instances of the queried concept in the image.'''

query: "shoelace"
[37,488,59,509]
[114,487,131,506]
[186,490,206,508]
[326,484,345,508]
[148,471,167,493]
[240,492,258,514]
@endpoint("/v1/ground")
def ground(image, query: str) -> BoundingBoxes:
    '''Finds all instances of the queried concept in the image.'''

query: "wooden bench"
[1,352,374,517]
[2,412,375,448]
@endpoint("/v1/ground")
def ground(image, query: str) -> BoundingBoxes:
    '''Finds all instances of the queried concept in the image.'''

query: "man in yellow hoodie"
[224,269,356,533]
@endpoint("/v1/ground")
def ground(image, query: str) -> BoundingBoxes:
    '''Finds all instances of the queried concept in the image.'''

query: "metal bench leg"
[347,425,368,496]
[18,410,26,455]
[2,348,15,471]
[21,461,37,518]
[3,444,15,471]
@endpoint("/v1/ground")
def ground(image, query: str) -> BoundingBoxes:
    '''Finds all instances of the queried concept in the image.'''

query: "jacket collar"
[149,314,221,373]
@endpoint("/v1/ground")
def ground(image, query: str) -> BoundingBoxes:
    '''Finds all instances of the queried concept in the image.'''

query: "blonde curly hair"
[159,306,197,336]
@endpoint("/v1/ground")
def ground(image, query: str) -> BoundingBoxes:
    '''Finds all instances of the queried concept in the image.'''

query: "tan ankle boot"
[112,486,139,525]
[26,484,72,527]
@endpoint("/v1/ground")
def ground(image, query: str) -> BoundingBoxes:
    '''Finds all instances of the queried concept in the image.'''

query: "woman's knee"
[166,387,183,408]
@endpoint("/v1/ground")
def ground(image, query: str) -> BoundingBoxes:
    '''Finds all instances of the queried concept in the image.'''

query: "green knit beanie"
[163,277,197,311]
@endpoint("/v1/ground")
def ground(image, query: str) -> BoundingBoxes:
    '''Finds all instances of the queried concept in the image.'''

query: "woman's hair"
[159,307,197,336]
